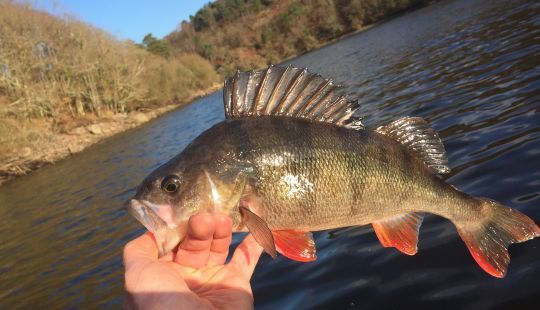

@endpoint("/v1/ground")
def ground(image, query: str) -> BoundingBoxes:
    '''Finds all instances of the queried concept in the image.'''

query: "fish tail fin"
[455,198,540,278]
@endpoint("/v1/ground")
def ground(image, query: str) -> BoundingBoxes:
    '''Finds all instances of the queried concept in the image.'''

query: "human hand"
[123,212,263,310]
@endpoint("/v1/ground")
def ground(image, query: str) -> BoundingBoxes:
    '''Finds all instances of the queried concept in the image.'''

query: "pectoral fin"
[372,212,424,255]
[239,206,277,258]
[272,230,317,262]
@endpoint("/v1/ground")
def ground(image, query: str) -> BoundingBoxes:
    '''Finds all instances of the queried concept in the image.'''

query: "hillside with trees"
[166,0,430,76]
[0,0,220,183]
[0,0,432,184]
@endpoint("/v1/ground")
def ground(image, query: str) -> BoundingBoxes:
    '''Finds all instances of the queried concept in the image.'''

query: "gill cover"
[204,168,249,214]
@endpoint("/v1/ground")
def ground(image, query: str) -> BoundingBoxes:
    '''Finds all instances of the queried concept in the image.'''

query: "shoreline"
[280,0,434,64]
[0,1,436,187]
[0,83,222,186]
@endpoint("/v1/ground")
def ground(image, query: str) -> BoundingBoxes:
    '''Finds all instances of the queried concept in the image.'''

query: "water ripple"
[1,0,539,308]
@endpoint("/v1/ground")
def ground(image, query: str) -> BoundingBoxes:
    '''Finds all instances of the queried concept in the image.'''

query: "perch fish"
[127,65,539,278]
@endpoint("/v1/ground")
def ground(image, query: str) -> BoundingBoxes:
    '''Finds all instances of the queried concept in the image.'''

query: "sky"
[36,0,210,42]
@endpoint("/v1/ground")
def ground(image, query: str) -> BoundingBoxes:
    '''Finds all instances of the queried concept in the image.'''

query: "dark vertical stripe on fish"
[333,126,358,216]
[401,148,415,183]
[306,120,320,211]
[270,118,292,148]
[209,121,234,164]
[233,120,253,162]
[348,156,363,216]
[378,144,390,167]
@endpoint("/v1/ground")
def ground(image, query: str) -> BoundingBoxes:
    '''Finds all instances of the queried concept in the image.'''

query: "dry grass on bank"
[0,0,220,161]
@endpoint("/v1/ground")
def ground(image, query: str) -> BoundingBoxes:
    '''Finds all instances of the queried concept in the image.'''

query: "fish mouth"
[126,199,185,256]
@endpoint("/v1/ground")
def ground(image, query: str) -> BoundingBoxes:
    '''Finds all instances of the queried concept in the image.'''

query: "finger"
[123,232,158,269]
[174,212,216,269]
[207,213,233,266]
[230,234,264,279]
[158,251,175,262]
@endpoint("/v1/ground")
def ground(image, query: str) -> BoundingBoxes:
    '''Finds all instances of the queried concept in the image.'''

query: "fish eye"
[161,175,181,193]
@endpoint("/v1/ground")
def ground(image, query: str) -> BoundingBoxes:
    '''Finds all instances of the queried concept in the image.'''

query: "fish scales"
[218,117,460,231]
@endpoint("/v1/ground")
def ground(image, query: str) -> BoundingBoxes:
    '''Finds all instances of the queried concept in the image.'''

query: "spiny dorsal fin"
[372,212,424,255]
[223,65,363,128]
[375,117,450,174]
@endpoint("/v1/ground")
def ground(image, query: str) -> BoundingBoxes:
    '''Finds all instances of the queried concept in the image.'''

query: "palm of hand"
[124,213,262,310]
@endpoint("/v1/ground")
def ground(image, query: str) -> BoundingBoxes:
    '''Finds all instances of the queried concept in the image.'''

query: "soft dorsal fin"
[223,65,363,128]
[375,117,450,174]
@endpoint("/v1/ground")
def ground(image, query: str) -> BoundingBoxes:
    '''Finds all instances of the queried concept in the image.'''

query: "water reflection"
[1,0,539,308]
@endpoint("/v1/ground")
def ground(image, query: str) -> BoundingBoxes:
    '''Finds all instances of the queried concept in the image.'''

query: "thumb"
[123,232,158,269]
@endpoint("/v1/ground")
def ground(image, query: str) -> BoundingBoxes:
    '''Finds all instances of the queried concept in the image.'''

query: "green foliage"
[166,0,429,77]
[141,33,171,58]
[191,0,270,31]
[276,2,304,33]
[190,4,216,31]
[194,37,215,59]
[337,0,427,28]
[251,0,261,11]
[260,25,271,46]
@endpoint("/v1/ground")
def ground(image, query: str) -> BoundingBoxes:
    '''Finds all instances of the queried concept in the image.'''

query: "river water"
[1,0,539,308]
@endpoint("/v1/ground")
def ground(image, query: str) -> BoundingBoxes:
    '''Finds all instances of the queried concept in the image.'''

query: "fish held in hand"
[127,65,539,278]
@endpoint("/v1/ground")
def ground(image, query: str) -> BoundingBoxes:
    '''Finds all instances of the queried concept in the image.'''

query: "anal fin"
[272,230,317,262]
[372,213,424,255]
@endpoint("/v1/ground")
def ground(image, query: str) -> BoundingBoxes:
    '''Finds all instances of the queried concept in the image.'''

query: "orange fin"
[272,230,317,262]
[456,198,540,278]
[372,212,424,255]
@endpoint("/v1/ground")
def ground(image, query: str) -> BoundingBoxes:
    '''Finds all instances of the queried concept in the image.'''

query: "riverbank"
[168,0,432,77]
[0,83,221,186]
[0,1,221,186]
[0,1,436,187]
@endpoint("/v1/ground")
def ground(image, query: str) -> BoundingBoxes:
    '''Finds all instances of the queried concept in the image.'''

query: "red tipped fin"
[372,213,424,255]
[272,230,317,262]
[456,198,540,278]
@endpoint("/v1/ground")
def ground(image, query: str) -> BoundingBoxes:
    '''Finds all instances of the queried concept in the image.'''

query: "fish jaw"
[127,199,187,256]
